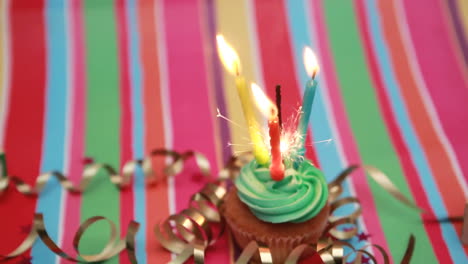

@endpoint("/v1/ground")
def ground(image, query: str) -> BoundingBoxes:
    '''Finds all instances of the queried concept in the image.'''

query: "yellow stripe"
[215,0,264,155]
[457,0,468,40]
[215,1,264,263]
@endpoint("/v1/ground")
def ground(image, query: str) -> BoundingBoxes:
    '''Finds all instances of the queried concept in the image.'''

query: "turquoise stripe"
[364,0,467,261]
[32,0,69,262]
[127,0,147,262]
[284,0,365,247]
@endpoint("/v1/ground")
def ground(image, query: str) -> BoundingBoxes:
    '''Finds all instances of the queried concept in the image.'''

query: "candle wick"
[235,63,240,76]
[275,85,282,128]
[312,70,317,80]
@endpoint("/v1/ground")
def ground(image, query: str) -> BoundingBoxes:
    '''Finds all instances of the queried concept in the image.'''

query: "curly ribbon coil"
[154,181,227,264]
[328,164,421,212]
[36,214,139,262]
[0,213,139,263]
[0,151,418,263]
[235,241,273,264]
[0,150,210,196]
[0,149,210,261]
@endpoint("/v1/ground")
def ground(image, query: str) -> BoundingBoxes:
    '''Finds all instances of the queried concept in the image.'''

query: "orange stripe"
[378,0,466,236]
[138,0,171,263]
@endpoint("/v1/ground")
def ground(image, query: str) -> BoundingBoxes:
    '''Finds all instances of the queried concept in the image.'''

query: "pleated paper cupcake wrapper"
[225,212,327,263]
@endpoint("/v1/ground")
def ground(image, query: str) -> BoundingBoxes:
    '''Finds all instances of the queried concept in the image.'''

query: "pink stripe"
[59,0,85,261]
[162,0,229,262]
[401,0,468,182]
[309,0,391,258]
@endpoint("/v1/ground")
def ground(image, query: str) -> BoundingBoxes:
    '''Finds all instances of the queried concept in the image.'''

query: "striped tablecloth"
[0,0,467,263]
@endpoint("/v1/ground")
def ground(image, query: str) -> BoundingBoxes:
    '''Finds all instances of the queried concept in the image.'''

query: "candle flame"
[303,47,319,78]
[216,34,241,75]
[251,83,278,118]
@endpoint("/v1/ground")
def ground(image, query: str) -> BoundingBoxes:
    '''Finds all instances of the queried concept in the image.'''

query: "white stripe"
[395,0,468,197]
[56,0,73,261]
[0,0,11,148]
[155,0,175,214]
[155,0,176,259]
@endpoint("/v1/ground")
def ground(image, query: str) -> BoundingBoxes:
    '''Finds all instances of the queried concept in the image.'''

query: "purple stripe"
[447,0,468,65]
[204,0,231,163]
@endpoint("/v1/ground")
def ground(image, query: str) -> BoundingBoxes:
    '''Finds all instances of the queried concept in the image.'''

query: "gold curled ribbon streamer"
[37,214,123,262]
[154,180,227,264]
[400,234,415,264]
[218,153,253,180]
[235,241,273,264]
[157,155,420,264]
[126,221,140,264]
[0,149,211,196]
[0,149,209,261]
[0,224,37,259]
[231,235,414,264]
[0,151,419,264]
[0,213,139,263]
[329,164,422,212]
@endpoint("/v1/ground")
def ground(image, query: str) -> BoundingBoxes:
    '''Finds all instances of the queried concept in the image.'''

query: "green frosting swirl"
[235,160,328,223]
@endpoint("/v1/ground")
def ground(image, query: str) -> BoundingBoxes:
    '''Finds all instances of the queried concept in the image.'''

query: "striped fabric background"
[0,0,467,263]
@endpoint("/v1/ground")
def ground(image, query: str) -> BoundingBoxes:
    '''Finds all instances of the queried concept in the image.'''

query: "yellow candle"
[217,35,269,165]
[235,77,269,164]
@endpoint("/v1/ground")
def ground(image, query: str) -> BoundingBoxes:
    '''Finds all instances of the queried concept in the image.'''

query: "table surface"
[0,0,467,263]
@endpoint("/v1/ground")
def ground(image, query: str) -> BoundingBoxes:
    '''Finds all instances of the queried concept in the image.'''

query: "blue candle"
[296,47,319,159]
[296,79,317,158]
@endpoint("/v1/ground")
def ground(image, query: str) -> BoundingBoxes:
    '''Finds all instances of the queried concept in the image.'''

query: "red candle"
[269,116,284,181]
[250,83,285,181]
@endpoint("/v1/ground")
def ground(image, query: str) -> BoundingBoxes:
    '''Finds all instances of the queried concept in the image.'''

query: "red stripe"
[253,0,319,166]
[116,0,134,263]
[0,1,46,262]
[139,0,171,262]
[59,0,86,261]
[354,0,453,261]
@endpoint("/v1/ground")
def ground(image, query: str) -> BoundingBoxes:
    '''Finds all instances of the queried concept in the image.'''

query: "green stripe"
[322,1,436,262]
[82,0,120,262]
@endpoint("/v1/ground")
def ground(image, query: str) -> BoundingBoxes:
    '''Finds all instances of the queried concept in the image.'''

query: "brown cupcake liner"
[221,188,330,263]
[227,217,320,263]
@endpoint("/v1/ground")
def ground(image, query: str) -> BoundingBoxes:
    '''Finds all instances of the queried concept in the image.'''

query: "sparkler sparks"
[313,138,333,145]
[216,108,245,130]
[217,106,332,163]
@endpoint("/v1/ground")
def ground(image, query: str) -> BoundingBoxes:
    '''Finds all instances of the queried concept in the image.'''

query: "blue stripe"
[285,0,366,248]
[127,0,147,262]
[363,0,467,261]
[32,0,69,263]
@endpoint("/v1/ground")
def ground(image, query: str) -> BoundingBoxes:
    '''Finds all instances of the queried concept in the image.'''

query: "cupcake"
[221,158,329,263]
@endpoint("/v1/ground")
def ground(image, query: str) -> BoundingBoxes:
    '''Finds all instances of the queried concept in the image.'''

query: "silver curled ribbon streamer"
[0,151,418,263]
